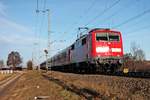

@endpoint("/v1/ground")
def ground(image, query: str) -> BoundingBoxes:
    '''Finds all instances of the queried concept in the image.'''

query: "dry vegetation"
[46,71,150,100]
[122,60,150,72]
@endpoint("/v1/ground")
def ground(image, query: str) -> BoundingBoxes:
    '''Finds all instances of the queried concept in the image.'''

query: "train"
[41,28,124,73]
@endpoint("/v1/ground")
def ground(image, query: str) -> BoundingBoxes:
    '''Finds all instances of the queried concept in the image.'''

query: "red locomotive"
[46,28,124,73]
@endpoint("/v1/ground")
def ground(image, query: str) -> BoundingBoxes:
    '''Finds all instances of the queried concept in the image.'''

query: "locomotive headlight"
[111,48,121,52]
[96,46,109,53]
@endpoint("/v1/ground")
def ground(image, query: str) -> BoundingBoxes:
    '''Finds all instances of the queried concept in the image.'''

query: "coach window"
[82,37,86,45]
[71,44,74,50]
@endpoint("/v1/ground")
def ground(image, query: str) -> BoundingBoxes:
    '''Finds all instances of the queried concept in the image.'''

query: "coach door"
[68,49,71,63]
[87,34,91,61]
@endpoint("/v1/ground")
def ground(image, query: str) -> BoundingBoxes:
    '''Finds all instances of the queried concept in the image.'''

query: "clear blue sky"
[0,0,150,66]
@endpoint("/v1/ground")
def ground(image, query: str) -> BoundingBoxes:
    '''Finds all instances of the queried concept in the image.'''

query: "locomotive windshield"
[109,34,120,41]
[96,33,120,41]
[96,33,108,41]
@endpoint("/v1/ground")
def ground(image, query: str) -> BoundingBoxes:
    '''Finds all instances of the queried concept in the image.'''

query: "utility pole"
[47,9,50,55]
[33,0,40,70]
[46,9,51,70]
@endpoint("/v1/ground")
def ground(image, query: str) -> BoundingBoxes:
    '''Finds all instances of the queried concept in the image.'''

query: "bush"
[27,60,33,70]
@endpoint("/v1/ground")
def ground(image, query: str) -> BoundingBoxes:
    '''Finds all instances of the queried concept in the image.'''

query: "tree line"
[124,42,145,61]
[0,51,33,70]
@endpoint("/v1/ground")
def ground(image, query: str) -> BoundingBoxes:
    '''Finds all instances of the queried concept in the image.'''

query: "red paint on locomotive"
[90,29,123,59]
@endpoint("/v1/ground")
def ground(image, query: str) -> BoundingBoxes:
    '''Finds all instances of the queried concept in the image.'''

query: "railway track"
[113,71,150,78]
[49,68,150,79]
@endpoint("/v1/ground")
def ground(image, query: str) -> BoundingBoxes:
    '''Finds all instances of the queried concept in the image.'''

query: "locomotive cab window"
[96,33,108,41]
[82,38,86,45]
[109,34,120,41]
[96,33,120,42]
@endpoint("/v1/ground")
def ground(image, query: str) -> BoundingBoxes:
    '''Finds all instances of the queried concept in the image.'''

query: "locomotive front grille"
[93,56,123,65]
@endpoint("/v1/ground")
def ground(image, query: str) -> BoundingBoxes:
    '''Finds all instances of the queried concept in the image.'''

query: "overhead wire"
[33,0,40,64]
[125,24,150,36]
[122,0,150,36]
[112,9,150,28]
[84,0,121,26]
[62,0,120,43]
[95,0,149,35]
[59,0,97,44]
[33,0,47,63]
[63,0,97,35]
[77,0,97,25]
[43,0,46,11]
[36,0,39,12]
[38,0,47,59]
[101,0,140,26]
[39,0,46,36]
[35,0,39,41]
[109,0,150,51]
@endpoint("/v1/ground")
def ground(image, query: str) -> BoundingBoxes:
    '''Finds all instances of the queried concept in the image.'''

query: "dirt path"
[0,72,23,99]
[0,74,12,81]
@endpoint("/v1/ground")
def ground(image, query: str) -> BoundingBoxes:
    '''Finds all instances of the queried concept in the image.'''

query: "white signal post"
[44,49,48,71]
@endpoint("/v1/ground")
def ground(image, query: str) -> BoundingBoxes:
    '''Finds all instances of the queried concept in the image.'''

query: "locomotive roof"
[89,28,110,33]
[89,28,121,33]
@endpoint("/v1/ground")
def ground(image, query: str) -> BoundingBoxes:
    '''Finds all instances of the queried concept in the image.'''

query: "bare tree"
[136,49,145,61]
[130,42,145,61]
[27,60,33,70]
[7,51,22,69]
[123,53,133,60]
